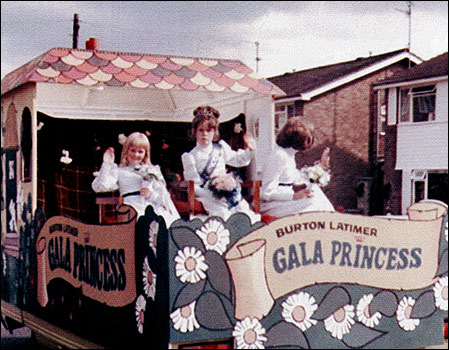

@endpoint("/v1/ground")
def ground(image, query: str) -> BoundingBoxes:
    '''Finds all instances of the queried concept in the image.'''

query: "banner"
[37,214,136,307]
[225,201,446,320]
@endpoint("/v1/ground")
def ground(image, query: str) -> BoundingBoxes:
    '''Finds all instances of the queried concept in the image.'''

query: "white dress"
[92,163,180,226]
[181,140,261,224]
[260,144,335,217]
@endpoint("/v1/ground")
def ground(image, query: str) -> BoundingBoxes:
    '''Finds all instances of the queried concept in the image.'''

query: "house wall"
[297,62,410,211]
[384,79,448,214]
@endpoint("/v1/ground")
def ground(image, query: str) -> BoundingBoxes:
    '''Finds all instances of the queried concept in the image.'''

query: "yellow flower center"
[207,231,218,245]
[181,305,192,318]
[243,329,257,345]
[292,305,306,323]
[333,307,346,323]
[185,257,197,272]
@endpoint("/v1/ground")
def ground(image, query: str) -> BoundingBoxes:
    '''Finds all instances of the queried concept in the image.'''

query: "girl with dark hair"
[260,117,334,217]
[181,106,261,224]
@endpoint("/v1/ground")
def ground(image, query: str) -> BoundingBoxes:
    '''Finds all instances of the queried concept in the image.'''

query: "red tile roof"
[1,48,285,97]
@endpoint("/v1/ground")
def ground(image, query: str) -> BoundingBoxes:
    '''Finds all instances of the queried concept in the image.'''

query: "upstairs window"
[399,85,436,123]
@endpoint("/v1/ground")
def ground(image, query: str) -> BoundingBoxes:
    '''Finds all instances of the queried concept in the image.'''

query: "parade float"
[1,42,447,349]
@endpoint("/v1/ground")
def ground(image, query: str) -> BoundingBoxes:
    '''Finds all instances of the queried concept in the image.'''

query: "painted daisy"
[174,246,208,283]
[324,304,355,340]
[396,296,420,331]
[142,257,157,300]
[282,291,318,331]
[135,295,146,334]
[195,219,230,255]
[148,220,159,255]
[233,317,267,349]
[170,300,200,333]
[433,276,448,311]
[356,294,382,328]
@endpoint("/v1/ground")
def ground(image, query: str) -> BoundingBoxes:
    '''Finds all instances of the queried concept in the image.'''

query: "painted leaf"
[170,226,205,253]
[265,321,309,349]
[172,279,206,310]
[411,291,436,319]
[370,290,398,317]
[195,292,233,330]
[313,286,351,320]
[205,250,232,300]
[436,249,448,276]
[342,322,386,348]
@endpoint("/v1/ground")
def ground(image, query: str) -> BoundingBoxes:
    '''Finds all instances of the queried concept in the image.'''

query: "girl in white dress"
[181,106,261,224]
[92,132,180,226]
[260,117,335,217]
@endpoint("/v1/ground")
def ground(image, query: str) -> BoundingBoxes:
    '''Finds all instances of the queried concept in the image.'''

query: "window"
[275,103,295,133]
[399,85,436,123]
[411,170,448,205]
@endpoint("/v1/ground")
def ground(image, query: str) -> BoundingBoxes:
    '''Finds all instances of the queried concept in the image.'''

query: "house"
[267,49,422,213]
[373,52,448,215]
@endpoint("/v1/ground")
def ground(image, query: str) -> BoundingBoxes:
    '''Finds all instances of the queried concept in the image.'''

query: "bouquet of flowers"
[299,162,331,188]
[133,164,159,182]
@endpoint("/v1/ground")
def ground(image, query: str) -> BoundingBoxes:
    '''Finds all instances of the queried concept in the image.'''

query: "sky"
[1,1,448,80]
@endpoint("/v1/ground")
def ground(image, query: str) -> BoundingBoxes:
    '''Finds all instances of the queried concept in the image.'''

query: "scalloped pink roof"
[1,47,285,97]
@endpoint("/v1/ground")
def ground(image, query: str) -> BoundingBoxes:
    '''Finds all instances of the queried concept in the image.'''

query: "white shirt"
[261,144,307,201]
[181,140,253,196]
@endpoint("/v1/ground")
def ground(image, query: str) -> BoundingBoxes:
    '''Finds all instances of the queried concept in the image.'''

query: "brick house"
[373,52,448,215]
[267,49,422,214]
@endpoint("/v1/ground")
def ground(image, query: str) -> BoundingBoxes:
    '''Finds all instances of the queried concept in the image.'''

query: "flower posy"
[301,163,331,187]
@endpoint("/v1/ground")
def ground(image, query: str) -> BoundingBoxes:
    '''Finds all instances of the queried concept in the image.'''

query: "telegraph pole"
[72,13,80,49]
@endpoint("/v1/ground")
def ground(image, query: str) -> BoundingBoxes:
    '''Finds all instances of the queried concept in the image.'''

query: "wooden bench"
[95,180,261,223]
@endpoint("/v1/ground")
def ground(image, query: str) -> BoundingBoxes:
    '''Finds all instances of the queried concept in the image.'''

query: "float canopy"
[1,47,284,122]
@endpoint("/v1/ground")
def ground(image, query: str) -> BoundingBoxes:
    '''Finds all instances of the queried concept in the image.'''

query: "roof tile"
[201,67,222,80]
[111,56,134,69]
[135,59,158,70]
[36,66,60,78]
[130,79,150,89]
[119,53,142,62]
[124,64,148,76]
[71,51,93,60]
[142,55,167,64]
[164,72,185,85]
[94,51,118,61]
[180,79,199,91]
[61,54,85,66]
[77,75,98,86]
[139,70,163,84]
[89,70,113,82]
[62,66,88,80]
[76,61,99,74]
[188,61,209,72]
[160,59,182,71]
[101,62,123,74]
[87,55,110,67]
[190,72,211,86]
[114,70,137,83]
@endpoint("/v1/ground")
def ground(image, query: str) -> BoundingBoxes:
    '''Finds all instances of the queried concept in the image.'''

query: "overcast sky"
[1,1,448,80]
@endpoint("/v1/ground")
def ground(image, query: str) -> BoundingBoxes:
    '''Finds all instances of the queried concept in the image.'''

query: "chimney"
[85,38,99,50]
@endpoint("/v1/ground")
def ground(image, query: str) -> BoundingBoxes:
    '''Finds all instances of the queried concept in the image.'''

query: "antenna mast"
[395,1,412,67]
[255,41,261,73]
